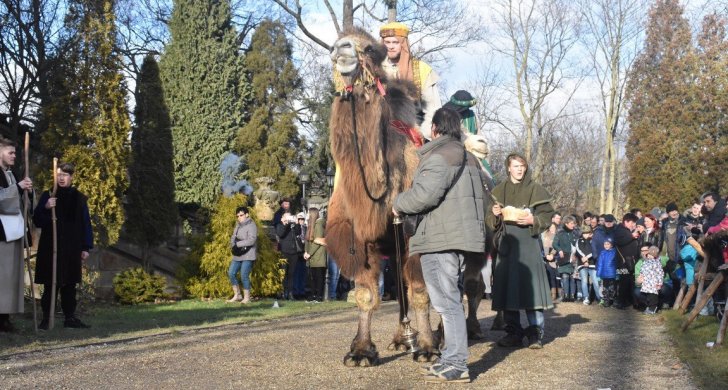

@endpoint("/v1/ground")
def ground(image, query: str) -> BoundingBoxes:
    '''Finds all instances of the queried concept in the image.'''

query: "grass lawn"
[663,310,728,390]
[0,298,355,357]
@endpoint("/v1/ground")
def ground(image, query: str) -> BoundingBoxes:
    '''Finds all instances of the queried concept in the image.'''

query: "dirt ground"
[0,299,695,389]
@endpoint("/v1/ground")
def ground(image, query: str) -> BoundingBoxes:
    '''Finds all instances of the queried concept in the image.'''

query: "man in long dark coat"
[34,162,93,329]
[0,137,33,332]
[487,153,555,349]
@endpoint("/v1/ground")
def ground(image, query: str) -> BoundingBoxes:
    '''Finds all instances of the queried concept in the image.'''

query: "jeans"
[579,268,602,302]
[420,251,468,371]
[560,273,575,298]
[228,260,254,289]
[327,255,340,300]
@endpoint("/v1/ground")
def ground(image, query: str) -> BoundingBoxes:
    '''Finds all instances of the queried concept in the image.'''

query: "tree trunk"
[387,0,397,22]
[343,0,354,31]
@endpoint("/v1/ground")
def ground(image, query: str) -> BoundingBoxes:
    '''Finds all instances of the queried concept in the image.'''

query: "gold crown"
[379,21,410,38]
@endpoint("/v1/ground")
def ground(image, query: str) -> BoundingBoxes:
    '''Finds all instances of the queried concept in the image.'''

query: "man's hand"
[18,177,32,191]
[492,204,502,217]
[81,251,89,261]
[303,252,311,260]
[45,197,57,209]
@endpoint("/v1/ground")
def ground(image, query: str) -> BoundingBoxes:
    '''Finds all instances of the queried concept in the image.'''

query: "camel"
[326,27,487,367]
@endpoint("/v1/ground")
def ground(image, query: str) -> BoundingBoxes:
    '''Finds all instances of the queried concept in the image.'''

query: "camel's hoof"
[387,340,410,352]
[412,347,440,362]
[343,350,380,367]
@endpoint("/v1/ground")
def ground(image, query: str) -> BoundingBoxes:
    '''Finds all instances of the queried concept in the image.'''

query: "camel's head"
[331,27,387,91]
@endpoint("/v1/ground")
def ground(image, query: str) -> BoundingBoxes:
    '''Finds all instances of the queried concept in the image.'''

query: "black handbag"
[232,242,252,256]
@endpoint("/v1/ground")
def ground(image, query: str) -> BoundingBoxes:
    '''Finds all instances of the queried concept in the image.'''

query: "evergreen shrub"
[113,267,169,304]
[183,194,285,299]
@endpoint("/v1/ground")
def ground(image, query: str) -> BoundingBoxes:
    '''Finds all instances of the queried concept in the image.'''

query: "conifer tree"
[625,0,698,210]
[237,20,301,198]
[38,0,130,246]
[125,55,177,268]
[160,0,251,208]
[695,14,728,195]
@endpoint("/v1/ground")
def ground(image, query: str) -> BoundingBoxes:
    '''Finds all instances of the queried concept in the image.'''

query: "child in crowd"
[638,246,664,314]
[576,227,601,305]
[554,216,578,301]
[597,238,617,307]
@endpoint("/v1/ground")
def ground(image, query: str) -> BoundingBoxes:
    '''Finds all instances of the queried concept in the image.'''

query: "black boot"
[525,325,544,349]
[0,314,15,332]
[497,325,524,347]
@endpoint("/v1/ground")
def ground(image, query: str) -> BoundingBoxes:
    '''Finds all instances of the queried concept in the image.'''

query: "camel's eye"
[364,45,374,53]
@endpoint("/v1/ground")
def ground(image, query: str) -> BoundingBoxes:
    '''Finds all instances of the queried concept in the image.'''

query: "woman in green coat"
[304,208,327,302]
[487,153,555,349]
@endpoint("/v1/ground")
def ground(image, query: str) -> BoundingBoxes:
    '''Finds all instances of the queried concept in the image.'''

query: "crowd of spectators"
[534,193,728,316]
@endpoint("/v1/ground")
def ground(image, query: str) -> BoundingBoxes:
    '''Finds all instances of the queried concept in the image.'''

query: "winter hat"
[666,202,679,213]
[605,237,614,244]
[296,212,305,220]
[443,90,477,114]
[604,214,616,223]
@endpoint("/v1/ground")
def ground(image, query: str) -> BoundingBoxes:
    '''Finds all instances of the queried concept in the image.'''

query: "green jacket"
[394,135,486,255]
[304,219,327,268]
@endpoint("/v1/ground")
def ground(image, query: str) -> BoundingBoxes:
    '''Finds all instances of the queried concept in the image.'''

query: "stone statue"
[253,177,280,222]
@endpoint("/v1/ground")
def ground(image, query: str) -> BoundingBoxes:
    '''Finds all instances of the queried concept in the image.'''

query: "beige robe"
[0,170,25,314]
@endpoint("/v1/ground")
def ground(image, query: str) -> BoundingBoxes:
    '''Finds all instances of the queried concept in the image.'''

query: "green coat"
[304,219,326,268]
[553,230,575,274]
[487,157,555,311]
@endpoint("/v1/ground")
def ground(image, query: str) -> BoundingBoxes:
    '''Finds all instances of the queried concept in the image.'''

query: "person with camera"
[276,211,304,300]
[227,206,257,303]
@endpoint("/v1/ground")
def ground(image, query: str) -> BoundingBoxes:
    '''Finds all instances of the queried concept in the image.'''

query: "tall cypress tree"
[695,14,728,195]
[125,55,177,268]
[625,0,698,210]
[160,0,251,208]
[237,20,301,198]
[38,0,130,246]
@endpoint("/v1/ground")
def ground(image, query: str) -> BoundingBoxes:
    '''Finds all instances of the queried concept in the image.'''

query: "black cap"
[604,214,616,223]
[442,90,476,114]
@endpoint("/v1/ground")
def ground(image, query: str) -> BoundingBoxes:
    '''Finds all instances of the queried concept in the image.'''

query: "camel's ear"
[364,42,387,66]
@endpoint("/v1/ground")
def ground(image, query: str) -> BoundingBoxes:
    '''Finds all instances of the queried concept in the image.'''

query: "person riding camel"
[379,21,441,141]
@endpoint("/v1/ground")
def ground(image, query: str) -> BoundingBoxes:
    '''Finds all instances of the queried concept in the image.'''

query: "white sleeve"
[419,70,441,140]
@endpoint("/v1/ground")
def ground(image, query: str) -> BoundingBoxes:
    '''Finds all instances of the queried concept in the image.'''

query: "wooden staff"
[22,132,38,332]
[48,158,58,330]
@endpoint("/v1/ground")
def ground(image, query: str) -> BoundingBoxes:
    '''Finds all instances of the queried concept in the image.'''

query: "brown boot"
[227,285,242,303]
[241,289,251,304]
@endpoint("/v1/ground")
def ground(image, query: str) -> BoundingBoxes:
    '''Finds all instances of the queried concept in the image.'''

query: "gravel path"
[0,300,695,389]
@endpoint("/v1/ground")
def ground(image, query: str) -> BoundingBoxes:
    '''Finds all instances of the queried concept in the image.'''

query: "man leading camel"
[380,21,441,140]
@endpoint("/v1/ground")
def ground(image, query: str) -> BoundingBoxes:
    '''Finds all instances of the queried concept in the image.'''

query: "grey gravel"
[0,300,695,389]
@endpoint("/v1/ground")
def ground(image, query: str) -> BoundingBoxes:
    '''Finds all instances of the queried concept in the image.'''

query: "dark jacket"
[703,198,727,233]
[276,219,302,255]
[552,229,575,266]
[591,225,613,259]
[638,228,660,249]
[34,187,93,285]
[576,237,595,268]
[613,224,639,272]
[393,135,486,255]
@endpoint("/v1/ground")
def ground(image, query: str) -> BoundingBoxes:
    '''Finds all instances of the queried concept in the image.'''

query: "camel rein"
[348,91,391,203]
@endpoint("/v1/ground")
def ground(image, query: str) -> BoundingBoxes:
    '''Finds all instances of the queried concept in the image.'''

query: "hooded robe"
[487,154,555,311]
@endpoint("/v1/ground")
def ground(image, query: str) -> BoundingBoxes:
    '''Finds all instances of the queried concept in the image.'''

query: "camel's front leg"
[388,254,440,362]
[343,246,382,367]
[463,252,486,340]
